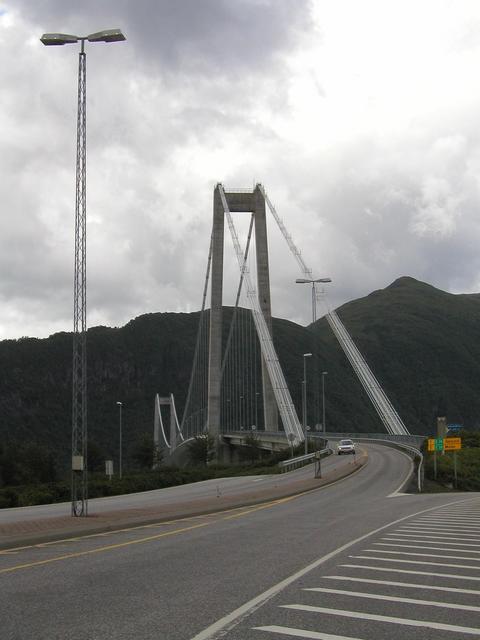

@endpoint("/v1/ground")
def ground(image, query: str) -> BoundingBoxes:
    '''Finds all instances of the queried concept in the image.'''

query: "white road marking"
[324,575,480,594]
[374,542,480,553]
[399,525,480,533]
[363,548,480,561]
[304,586,480,612]
[385,532,480,541]
[418,516,480,522]
[396,529,480,538]
[341,563,480,581]
[281,604,480,635]
[408,523,480,531]
[254,627,364,639]
[188,498,478,640]
[386,450,413,497]
[350,555,480,569]
[381,537,480,547]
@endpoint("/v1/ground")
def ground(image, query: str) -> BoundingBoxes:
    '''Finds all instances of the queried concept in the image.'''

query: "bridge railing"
[278,448,332,473]
[323,432,426,449]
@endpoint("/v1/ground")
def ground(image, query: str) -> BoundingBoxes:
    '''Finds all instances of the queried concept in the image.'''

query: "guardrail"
[279,448,331,472]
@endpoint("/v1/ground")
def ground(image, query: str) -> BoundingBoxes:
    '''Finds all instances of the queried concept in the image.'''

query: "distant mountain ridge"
[1,276,479,468]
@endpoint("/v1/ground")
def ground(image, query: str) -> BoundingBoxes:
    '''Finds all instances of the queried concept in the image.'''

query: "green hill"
[1,276,479,472]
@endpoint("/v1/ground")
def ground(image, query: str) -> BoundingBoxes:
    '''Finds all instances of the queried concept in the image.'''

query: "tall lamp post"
[41,29,126,517]
[296,276,331,434]
[302,353,312,455]
[295,277,332,323]
[321,371,328,434]
[116,401,123,479]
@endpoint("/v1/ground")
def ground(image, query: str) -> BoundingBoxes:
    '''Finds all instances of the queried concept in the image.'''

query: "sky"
[2,0,480,339]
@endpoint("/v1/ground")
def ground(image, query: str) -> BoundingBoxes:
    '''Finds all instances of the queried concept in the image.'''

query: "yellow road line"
[0,497,294,574]
[0,461,367,572]
[0,520,211,574]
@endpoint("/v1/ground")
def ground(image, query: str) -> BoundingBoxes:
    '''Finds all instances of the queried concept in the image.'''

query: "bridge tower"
[207,185,278,448]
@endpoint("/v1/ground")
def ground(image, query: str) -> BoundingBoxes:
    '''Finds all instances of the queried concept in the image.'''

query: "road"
[1,442,479,640]
[0,447,355,526]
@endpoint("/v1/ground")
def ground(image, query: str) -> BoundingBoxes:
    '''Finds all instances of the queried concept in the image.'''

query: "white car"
[337,439,355,455]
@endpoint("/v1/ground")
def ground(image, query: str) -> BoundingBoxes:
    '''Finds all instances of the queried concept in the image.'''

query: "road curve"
[3,443,476,640]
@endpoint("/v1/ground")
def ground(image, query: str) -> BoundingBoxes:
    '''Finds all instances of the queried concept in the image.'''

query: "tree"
[240,432,262,465]
[187,434,215,466]
[132,433,162,469]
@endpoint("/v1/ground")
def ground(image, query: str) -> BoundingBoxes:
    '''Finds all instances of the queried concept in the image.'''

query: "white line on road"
[281,604,480,635]
[350,555,480,569]
[341,563,480,580]
[381,537,480,547]
[188,497,478,640]
[253,627,364,640]
[385,532,480,541]
[398,525,480,533]
[363,549,480,561]
[324,575,480,594]
[374,542,480,553]
[253,624,361,640]
[304,586,480,612]
[418,516,480,522]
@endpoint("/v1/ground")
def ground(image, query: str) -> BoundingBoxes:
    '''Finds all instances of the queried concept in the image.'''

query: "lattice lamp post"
[41,29,126,517]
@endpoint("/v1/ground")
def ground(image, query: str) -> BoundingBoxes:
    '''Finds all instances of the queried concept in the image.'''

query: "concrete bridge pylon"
[207,184,278,448]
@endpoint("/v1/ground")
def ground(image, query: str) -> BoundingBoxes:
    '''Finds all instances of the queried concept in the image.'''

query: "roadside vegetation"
[0,433,322,508]
[423,429,480,491]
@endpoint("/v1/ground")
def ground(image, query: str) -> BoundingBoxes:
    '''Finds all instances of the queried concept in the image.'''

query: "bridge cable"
[180,231,213,438]
[259,185,409,436]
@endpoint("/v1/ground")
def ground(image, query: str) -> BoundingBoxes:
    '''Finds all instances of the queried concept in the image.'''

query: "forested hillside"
[1,276,479,474]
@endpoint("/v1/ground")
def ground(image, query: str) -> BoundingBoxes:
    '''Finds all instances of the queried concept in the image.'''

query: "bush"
[0,488,19,508]
[425,446,480,490]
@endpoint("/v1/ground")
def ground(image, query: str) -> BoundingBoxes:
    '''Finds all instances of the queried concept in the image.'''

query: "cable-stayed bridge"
[154,184,409,461]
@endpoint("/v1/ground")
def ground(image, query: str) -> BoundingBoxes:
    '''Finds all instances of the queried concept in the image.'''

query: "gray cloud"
[2,1,480,341]
[14,0,312,75]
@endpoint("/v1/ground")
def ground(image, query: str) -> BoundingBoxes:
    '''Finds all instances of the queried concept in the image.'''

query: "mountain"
[0,276,479,469]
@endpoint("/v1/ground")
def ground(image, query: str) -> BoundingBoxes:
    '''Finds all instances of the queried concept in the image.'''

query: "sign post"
[314,449,322,479]
[427,437,462,485]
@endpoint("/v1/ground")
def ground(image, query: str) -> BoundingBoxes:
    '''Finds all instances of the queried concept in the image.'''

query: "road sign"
[428,438,447,451]
[427,437,461,452]
[444,437,462,451]
[448,424,463,432]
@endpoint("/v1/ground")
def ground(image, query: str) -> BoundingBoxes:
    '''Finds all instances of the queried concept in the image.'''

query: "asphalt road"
[2,443,478,640]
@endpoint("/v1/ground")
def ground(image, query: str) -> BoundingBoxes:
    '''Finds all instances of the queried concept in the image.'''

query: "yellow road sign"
[444,437,462,451]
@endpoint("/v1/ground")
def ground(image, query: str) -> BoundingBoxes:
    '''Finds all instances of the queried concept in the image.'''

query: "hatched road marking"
[304,586,480,612]
[280,604,480,636]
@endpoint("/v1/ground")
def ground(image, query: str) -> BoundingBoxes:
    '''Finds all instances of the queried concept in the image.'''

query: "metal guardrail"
[323,432,426,448]
[279,448,331,472]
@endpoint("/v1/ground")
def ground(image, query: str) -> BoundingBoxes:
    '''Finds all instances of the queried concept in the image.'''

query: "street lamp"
[295,277,332,323]
[41,28,126,517]
[321,371,328,434]
[116,401,123,479]
[302,353,312,455]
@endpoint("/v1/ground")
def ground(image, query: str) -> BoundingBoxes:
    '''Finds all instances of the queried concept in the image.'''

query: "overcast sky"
[1,0,480,339]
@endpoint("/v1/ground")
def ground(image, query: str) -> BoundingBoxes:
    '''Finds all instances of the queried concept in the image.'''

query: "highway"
[1,442,479,640]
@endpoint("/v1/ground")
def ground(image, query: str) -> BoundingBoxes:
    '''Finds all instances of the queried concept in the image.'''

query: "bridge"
[154,184,411,462]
